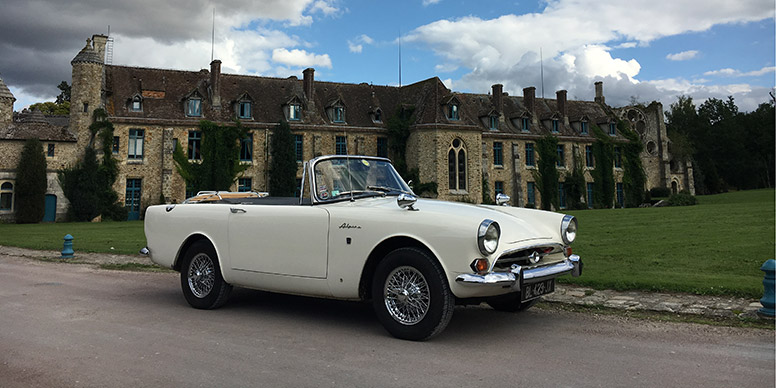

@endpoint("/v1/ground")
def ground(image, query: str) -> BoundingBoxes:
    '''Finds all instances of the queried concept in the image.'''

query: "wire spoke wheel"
[383,266,431,325]
[187,253,215,298]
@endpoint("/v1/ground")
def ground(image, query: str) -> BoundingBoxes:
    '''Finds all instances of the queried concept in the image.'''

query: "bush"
[650,187,671,198]
[14,138,48,223]
[667,191,697,206]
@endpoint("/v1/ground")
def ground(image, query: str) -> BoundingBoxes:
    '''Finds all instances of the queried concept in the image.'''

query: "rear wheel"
[486,292,538,312]
[180,240,232,309]
[372,247,454,341]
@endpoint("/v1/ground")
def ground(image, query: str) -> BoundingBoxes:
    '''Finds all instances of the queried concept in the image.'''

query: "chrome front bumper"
[455,254,582,290]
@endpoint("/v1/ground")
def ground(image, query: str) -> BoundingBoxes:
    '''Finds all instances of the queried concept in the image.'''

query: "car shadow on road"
[207,288,555,343]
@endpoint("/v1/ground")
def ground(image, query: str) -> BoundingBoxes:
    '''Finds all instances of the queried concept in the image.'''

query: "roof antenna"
[211,8,215,62]
[540,47,545,99]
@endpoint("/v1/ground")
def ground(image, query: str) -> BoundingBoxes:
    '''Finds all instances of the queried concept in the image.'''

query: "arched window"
[448,139,466,191]
[0,182,13,211]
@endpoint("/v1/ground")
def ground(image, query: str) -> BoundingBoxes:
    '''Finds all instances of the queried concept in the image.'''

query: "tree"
[591,125,614,208]
[619,120,647,207]
[532,134,559,211]
[564,146,587,210]
[269,120,297,196]
[386,107,437,196]
[56,81,71,104]
[14,138,48,223]
[28,101,70,115]
[59,109,126,221]
[173,120,248,193]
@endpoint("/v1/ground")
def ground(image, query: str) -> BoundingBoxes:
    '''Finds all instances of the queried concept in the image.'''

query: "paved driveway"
[1,255,773,388]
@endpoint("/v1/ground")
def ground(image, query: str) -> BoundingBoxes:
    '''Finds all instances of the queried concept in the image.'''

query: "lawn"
[0,220,146,255]
[0,189,772,298]
[565,189,774,299]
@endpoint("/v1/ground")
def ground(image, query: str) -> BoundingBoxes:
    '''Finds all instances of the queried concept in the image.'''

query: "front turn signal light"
[471,258,489,274]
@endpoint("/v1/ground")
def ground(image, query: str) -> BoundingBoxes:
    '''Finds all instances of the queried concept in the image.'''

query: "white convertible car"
[144,155,582,340]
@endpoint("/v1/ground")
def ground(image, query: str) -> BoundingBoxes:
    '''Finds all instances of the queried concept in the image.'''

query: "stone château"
[0,34,694,222]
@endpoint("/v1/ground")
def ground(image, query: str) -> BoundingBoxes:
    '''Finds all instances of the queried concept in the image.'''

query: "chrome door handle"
[230,207,246,213]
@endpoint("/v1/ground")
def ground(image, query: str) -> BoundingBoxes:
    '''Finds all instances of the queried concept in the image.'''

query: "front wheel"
[372,247,454,341]
[180,240,232,309]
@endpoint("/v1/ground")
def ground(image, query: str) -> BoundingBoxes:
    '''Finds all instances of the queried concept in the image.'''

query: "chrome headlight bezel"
[561,215,577,245]
[477,219,500,256]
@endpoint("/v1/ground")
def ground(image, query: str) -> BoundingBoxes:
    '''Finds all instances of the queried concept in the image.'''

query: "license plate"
[521,279,555,301]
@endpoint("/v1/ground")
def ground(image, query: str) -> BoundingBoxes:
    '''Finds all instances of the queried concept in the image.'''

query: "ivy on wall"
[619,120,647,207]
[591,124,614,208]
[532,134,559,211]
[386,107,437,196]
[14,138,47,223]
[59,108,126,221]
[564,145,587,210]
[173,120,248,194]
[268,120,297,197]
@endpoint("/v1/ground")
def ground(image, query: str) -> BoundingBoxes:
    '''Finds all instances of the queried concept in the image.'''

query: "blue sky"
[1,0,774,112]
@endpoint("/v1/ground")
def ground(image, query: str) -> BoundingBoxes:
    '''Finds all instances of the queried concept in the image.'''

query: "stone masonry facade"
[0,34,693,221]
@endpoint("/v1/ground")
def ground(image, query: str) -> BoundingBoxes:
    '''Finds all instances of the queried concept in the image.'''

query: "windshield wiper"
[367,185,413,195]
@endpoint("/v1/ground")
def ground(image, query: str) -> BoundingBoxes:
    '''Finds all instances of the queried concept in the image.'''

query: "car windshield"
[313,157,411,201]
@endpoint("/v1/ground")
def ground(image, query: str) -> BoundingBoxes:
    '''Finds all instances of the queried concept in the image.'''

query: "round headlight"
[477,219,500,256]
[561,215,577,245]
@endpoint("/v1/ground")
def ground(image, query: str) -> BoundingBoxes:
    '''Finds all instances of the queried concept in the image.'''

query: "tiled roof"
[0,121,76,142]
[71,40,103,64]
[103,63,621,138]
[0,77,15,100]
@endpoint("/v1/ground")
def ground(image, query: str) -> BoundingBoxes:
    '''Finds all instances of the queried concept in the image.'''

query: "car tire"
[372,247,454,341]
[180,240,232,309]
[486,293,539,312]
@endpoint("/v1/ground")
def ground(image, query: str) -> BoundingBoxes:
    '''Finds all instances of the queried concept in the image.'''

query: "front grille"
[493,244,564,270]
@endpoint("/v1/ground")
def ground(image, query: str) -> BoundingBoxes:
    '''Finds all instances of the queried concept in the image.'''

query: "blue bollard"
[759,259,775,317]
[61,234,74,259]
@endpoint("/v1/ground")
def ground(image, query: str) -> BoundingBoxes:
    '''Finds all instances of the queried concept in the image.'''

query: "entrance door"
[43,194,57,222]
[126,179,142,220]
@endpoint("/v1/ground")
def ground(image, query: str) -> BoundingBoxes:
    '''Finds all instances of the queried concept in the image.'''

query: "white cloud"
[434,63,459,73]
[309,0,342,17]
[423,0,442,6]
[666,50,699,61]
[704,66,776,77]
[272,48,332,68]
[347,34,374,53]
[405,0,772,111]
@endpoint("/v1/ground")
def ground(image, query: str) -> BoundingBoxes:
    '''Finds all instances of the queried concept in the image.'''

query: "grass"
[0,220,146,255]
[564,188,774,299]
[99,262,173,272]
[0,189,772,298]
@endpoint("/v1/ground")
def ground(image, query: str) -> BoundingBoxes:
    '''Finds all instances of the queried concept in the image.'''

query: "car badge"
[528,251,541,264]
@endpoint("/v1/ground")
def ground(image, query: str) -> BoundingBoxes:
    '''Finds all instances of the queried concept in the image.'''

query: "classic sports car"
[143,155,582,340]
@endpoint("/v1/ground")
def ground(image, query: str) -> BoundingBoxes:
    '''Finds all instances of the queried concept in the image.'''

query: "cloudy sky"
[1,0,773,112]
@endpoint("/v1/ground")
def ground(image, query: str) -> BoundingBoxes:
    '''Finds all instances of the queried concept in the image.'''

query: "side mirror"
[397,193,418,211]
[496,193,510,206]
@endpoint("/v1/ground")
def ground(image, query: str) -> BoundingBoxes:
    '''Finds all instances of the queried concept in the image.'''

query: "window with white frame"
[448,138,467,191]
[127,129,144,160]
[131,96,142,112]
[187,98,201,117]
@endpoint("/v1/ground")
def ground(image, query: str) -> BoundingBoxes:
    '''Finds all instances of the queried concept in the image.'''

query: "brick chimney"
[491,84,503,113]
[210,60,221,108]
[523,86,535,115]
[556,90,567,117]
[303,68,315,103]
[594,81,605,104]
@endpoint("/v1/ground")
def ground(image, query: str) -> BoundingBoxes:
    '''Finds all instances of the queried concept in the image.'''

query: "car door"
[227,205,330,278]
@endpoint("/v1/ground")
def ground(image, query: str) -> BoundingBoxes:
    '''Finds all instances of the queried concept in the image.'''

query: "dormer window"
[609,122,616,136]
[580,121,589,134]
[489,115,498,130]
[131,96,142,112]
[289,104,301,121]
[449,103,459,120]
[238,100,251,119]
[552,119,559,133]
[373,108,382,123]
[333,106,345,123]
[521,117,530,132]
[187,97,201,117]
